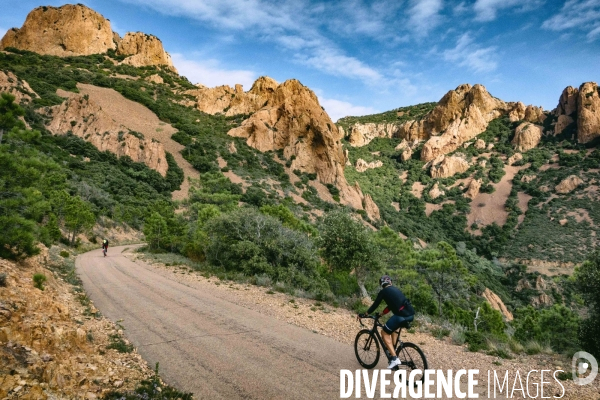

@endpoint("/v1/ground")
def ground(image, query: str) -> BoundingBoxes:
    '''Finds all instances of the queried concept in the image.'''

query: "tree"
[575,251,600,357]
[417,241,471,317]
[144,212,168,250]
[63,196,95,246]
[318,210,379,299]
[0,93,25,144]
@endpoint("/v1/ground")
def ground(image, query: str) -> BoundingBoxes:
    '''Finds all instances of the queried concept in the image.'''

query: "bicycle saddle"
[398,320,412,329]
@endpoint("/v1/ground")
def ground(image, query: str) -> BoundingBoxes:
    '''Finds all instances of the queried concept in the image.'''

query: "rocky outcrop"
[0,4,115,56]
[507,102,546,124]
[0,70,38,104]
[186,76,277,116]
[430,155,469,178]
[552,83,600,142]
[555,114,574,135]
[474,139,486,149]
[362,193,381,221]
[512,122,543,152]
[556,86,579,117]
[347,123,397,147]
[115,32,177,73]
[507,152,523,166]
[429,182,444,199]
[464,178,481,199]
[45,95,167,176]
[482,288,513,321]
[227,79,362,207]
[355,158,383,172]
[577,82,600,143]
[418,84,509,161]
[1,5,177,71]
[555,175,583,194]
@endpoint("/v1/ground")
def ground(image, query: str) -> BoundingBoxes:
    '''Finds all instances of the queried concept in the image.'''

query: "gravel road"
[76,245,377,399]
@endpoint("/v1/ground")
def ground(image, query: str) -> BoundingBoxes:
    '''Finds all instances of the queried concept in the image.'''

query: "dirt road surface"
[77,246,501,399]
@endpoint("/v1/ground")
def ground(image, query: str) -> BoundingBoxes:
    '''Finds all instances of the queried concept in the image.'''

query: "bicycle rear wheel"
[354,329,380,369]
[396,342,428,381]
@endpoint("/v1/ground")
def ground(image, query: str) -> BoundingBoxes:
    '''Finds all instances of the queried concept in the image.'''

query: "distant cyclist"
[102,239,109,257]
[359,275,415,369]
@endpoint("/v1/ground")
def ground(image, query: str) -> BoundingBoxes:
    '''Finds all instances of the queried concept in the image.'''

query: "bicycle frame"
[359,315,403,359]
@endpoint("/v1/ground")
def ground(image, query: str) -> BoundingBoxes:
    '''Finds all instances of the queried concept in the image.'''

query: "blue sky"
[2,1,600,121]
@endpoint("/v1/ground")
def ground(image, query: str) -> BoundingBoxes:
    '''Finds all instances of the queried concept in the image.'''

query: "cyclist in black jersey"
[359,275,415,369]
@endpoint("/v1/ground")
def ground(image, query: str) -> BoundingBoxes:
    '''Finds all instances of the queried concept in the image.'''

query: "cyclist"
[102,239,109,256]
[359,275,415,369]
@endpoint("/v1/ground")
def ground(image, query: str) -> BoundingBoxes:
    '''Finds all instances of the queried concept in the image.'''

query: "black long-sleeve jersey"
[367,285,414,317]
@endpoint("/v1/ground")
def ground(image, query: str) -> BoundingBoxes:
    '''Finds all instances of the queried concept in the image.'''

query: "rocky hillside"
[0,246,155,399]
[0,4,176,72]
[340,81,600,265]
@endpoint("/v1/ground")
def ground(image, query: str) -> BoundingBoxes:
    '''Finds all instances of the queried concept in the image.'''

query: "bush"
[107,333,134,353]
[33,273,47,290]
[525,340,543,355]
[60,250,70,258]
[0,273,6,287]
[465,331,488,352]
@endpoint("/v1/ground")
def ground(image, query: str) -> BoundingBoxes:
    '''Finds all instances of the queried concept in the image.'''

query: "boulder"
[0,4,115,56]
[555,175,583,194]
[428,182,445,199]
[45,95,167,176]
[464,178,482,199]
[430,155,469,178]
[507,152,523,166]
[512,122,542,152]
[355,159,383,173]
[474,139,486,149]
[400,147,413,162]
[482,288,513,321]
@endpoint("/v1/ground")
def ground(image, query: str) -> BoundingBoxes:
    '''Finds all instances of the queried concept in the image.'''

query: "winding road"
[76,245,370,399]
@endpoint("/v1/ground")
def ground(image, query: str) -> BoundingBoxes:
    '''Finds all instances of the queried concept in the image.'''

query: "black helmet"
[379,275,392,288]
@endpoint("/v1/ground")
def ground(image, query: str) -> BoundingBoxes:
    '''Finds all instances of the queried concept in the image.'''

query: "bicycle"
[355,314,428,380]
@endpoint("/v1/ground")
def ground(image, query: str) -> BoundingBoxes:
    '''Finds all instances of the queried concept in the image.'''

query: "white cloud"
[407,0,444,35]
[474,0,544,21]
[295,47,382,84]
[170,53,257,88]
[316,96,378,122]
[542,0,600,40]
[443,33,498,73]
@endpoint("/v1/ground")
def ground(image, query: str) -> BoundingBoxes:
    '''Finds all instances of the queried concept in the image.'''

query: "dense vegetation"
[2,46,598,361]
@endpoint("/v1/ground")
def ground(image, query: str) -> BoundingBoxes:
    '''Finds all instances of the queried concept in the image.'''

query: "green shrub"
[59,250,70,258]
[525,340,543,355]
[465,331,488,352]
[107,333,134,353]
[33,273,47,290]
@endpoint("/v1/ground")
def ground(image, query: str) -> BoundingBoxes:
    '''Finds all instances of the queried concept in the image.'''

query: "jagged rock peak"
[0,4,115,56]
[116,32,177,73]
[249,76,279,94]
[1,4,177,72]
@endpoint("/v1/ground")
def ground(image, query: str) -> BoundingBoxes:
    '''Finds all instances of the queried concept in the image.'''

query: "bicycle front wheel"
[396,342,428,381]
[354,329,380,369]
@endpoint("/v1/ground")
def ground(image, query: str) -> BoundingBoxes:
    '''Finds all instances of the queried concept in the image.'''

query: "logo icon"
[572,351,598,385]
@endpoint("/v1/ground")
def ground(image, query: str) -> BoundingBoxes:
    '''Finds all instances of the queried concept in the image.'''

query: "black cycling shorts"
[382,314,414,334]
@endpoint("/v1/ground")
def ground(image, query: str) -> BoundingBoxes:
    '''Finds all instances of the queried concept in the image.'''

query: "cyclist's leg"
[382,315,403,356]
[384,315,411,356]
